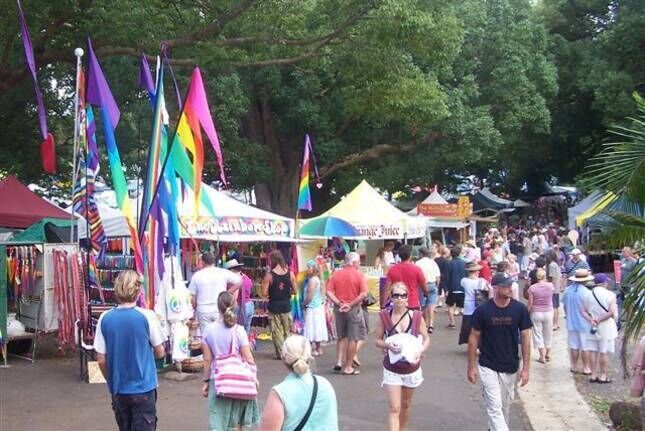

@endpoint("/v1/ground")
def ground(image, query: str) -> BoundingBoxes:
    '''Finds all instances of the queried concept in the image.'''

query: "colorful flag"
[16,0,55,173]
[298,134,320,211]
[86,38,143,275]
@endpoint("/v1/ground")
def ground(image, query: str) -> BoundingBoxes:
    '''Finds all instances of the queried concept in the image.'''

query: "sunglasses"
[391,293,408,299]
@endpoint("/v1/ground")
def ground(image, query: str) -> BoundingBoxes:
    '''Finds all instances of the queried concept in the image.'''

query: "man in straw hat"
[562,268,594,375]
[467,273,532,431]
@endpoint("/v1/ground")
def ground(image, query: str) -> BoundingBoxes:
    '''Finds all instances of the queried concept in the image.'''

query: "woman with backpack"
[458,262,489,345]
[374,282,431,431]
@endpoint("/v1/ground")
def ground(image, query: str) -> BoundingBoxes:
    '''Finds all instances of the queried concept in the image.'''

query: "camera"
[590,325,598,335]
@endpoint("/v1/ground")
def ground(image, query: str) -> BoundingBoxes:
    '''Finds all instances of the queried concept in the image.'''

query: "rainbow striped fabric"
[297,134,313,211]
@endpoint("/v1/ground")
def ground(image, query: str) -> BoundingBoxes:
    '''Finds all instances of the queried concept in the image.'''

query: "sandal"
[352,359,362,368]
[537,358,546,364]
[448,323,456,329]
[597,378,612,384]
[342,369,360,376]
[333,365,342,373]
[589,377,599,383]
[428,325,434,334]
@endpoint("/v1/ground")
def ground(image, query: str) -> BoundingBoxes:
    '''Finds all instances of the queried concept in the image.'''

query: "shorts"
[567,330,587,350]
[112,389,157,431]
[382,367,424,388]
[334,305,367,341]
[446,291,465,308]
[584,337,615,353]
[420,283,438,308]
[552,293,560,309]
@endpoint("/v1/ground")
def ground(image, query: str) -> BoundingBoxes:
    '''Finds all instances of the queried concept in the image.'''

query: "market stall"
[407,189,472,244]
[299,180,425,308]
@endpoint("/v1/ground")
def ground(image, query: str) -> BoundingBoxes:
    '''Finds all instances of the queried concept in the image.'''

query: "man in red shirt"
[385,245,427,309]
[479,250,493,284]
[327,252,368,375]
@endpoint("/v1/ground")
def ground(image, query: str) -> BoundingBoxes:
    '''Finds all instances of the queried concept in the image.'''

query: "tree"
[581,94,645,346]
[538,0,645,185]
[0,0,558,214]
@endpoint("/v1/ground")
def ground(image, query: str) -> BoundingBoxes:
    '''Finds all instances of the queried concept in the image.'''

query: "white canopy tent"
[73,182,296,242]
[178,182,295,242]
[300,180,425,239]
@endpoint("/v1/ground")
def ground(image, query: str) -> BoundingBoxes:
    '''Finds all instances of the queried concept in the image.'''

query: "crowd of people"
[91,223,640,431]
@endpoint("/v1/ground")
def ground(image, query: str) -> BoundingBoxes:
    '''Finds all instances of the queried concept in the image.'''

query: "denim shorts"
[420,283,438,308]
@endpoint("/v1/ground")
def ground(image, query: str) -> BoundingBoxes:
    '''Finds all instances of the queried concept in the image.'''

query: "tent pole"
[70,49,84,243]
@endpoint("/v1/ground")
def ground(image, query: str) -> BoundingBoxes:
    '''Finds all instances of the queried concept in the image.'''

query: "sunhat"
[568,268,594,282]
[224,259,244,270]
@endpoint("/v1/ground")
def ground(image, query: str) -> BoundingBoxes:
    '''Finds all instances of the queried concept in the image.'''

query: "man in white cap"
[562,269,594,375]
[564,248,590,286]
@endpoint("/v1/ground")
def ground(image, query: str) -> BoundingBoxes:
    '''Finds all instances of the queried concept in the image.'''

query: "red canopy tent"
[0,176,70,229]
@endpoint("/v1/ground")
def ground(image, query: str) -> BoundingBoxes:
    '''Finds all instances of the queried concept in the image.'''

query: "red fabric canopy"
[0,176,70,229]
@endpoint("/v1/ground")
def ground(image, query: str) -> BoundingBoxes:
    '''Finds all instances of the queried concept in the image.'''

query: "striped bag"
[213,325,258,400]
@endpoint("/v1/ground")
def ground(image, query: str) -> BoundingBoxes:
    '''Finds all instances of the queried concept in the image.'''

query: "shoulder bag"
[213,325,258,399]
[294,375,318,431]
[591,289,621,332]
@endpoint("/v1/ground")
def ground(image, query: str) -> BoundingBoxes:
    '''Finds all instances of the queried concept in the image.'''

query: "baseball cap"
[491,273,513,287]
[570,248,582,255]
[594,273,611,285]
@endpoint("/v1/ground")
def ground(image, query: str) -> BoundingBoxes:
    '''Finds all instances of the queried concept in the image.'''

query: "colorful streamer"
[86,38,143,276]
[297,134,313,211]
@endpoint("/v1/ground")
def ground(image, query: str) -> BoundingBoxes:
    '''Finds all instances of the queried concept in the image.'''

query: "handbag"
[591,289,620,332]
[363,292,377,307]
[212,325,258,400]
[294,375,318,431]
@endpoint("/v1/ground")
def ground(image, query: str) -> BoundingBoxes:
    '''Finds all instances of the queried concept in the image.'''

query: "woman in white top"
[458,262,488,345]
[582,273,618,384]
[303,260,328,356]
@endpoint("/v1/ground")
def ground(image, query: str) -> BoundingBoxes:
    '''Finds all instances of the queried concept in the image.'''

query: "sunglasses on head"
[391,293,408,299]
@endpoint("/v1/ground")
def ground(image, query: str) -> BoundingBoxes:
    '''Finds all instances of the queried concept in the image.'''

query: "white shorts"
[567,330,587,350]
[381,367,423,388]
[584,337,615,354]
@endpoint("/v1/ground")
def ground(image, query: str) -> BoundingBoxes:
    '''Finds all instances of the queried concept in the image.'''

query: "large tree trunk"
[243,89,300,216]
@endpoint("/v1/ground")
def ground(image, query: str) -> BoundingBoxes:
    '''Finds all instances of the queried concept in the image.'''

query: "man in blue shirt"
[94,270,165,430]
[563,248,590,284]
[562,269,593,375]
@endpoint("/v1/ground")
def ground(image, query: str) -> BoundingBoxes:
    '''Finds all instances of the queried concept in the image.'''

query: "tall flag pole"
[86,38,144,276]
[16,0,55,173]
[70,48,84,242]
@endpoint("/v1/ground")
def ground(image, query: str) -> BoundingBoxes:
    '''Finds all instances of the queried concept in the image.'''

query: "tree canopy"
[0,0,643,215]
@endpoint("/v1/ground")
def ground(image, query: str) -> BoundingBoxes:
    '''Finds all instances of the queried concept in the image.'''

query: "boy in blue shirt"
[94,270,165,430]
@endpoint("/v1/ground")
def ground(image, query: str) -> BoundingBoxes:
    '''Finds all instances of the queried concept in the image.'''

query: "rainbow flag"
[297,134,313,211]
[86,38,143,274]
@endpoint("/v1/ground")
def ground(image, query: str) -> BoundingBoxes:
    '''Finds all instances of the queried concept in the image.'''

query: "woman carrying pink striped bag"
[202,292,259,430]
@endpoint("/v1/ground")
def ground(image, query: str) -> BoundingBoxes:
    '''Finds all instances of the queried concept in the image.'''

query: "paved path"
[519,313,607,431]
[1,310,532,430]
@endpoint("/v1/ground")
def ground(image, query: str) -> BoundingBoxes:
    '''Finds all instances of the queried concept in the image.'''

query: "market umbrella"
[299,216,360,237]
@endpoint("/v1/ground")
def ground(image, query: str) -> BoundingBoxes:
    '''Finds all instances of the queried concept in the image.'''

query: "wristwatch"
[203,378,209,383]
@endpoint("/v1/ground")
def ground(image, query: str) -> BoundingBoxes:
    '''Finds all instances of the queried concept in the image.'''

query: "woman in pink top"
[527,268,554,363]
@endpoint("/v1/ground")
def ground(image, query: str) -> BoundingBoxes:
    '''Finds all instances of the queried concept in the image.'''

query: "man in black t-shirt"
[467,273,532,431]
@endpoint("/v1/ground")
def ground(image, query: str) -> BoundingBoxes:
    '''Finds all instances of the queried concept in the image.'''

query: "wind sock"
[86,38,143,275]
[174,68,226,214]
[16,0,55,173]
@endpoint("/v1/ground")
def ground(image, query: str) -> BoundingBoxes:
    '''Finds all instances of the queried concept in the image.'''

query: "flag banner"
[16,0,55,173]
[297,134,313,211]
[86,38,143,275]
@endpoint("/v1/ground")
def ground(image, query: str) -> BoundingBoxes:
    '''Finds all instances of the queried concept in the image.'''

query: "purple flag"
[138,55,155,94]
[86,38,120,128]
[17,0,47,140]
